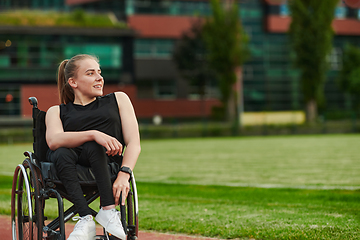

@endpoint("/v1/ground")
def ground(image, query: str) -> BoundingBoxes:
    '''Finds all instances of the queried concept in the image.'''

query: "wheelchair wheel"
[11,159,44,240]
[126,175,139,240]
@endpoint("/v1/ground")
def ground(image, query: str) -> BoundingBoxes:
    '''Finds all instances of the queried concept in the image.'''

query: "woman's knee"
[82,141,106,156]
[80,141,108,167]
[48,147,78,165]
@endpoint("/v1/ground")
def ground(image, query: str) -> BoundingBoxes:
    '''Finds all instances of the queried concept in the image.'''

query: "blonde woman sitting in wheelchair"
[45,54,141,240]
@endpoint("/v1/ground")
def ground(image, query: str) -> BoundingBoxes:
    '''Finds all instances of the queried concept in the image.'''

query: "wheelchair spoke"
[22,222,31,240]
[14,160,43,240]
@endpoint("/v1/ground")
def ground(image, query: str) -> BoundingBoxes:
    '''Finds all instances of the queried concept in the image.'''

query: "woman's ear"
[68,78,77,88]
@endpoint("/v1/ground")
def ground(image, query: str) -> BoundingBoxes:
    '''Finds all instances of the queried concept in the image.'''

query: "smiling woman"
[67,57,104,106]
[44,54,141,240]
[56,54,101,105]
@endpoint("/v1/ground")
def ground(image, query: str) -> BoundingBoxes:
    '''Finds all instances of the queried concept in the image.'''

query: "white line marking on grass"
[138,179,360,190]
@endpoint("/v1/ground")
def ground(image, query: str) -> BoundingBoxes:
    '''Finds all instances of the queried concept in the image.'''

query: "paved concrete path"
[0,215,221,240]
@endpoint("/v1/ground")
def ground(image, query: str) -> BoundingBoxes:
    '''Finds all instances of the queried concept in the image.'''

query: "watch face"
[121,167,132,174]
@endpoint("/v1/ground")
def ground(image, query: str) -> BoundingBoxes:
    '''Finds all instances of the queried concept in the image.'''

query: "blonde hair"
[57,54,99,104]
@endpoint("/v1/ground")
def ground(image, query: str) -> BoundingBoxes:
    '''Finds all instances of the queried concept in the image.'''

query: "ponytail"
[57,59,74,104]
[57,54,99,104]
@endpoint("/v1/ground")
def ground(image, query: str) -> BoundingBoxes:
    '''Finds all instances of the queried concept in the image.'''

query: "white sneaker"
[67,215,96,240]
[95,208,127,240]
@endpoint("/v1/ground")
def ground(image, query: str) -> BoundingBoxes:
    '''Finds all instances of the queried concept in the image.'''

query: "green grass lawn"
[139,182,360,239]
[1,134,360,239]
[135,134,360,188]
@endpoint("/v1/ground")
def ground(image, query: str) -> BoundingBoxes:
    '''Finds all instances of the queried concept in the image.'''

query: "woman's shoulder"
[47,103,72,116]
[47,105,60,113]
[99,92,119,101]
[45,105,60,120]
[114,91,130,101]
[99,92,132,108]
[113,92,134,112]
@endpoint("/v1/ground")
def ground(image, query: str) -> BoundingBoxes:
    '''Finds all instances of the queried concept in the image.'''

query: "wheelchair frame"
[11,97,139,240]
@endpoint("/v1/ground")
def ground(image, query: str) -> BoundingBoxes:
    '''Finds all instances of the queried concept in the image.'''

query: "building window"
[0,55,10,67]
[279,3,289,16]
[0,39,11,67]
[327,47,342,70]
[155,80,176,99]
[135,39,175,58]
[129,0,211,16]
[0,87,20,116]
[37,42,62,67]
[133,0,169,14]
[243,66,253,80]
[137,79,176,99]
[171,1,210,16]
[137,80,153,99]
[187,79,219,100]
[126,0,135,15]
[240,8,262,19]
[64,44,122,67]
[335,6,347,19]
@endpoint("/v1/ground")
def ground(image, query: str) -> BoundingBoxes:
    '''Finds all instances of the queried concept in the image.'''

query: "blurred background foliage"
[338,43,360,110]
[0,9,127,28]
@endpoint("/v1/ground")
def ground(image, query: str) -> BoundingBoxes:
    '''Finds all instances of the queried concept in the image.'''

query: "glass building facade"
[0,27,134,115]
[128,0,360,113]
[0,33,130,81]
[0,0,359,117]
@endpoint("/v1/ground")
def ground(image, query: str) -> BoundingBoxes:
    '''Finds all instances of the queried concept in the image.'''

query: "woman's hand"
[112,171,130,206]
[92,131,123,156]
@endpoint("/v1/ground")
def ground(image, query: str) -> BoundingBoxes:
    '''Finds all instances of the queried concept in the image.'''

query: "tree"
[338,44,360,109]
[202,0,249,124]
[288,0,338,123]
[173,19,215,101]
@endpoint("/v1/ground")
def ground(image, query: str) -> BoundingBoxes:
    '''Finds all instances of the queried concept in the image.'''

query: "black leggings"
[47,141,114,217]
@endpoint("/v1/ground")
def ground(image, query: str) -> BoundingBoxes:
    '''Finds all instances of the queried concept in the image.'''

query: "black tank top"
[60,93,125,146]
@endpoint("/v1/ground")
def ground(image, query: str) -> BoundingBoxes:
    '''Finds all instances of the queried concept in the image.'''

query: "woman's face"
[70,58,104,100]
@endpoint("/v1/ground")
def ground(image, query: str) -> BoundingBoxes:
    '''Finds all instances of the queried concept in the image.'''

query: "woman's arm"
[45,105,123,156]
[115,92,141,170]
[112,92,141,205]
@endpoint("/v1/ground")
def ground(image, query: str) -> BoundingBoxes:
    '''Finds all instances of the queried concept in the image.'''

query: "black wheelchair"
[11,97,139,240]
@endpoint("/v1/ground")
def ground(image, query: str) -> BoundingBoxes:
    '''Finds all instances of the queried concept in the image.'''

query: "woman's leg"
[78,141,114,207]
[48,147,92,217]
[77,142,127,239]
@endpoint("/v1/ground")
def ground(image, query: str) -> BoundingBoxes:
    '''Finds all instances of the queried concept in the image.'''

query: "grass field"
[1,134,360,239]
[135,134,360,188]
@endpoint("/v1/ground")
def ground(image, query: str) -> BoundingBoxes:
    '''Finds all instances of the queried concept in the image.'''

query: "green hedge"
[1,119,359,144]
[140,120,360,139]
[0,128,33,144]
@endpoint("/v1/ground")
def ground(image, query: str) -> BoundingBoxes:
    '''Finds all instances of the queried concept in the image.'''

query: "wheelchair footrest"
[96,232,123,240]
[95,236,108,240]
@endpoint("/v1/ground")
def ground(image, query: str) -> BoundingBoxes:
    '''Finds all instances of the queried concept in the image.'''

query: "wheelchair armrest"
[24,151,42,170]
[24,151,34,160]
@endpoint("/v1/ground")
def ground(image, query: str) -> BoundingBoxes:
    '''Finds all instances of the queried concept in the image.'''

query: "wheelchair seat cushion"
[41,161,120,185]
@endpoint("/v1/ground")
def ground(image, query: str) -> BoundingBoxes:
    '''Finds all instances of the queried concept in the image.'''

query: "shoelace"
[108,209,122,226]
[72,215,92,231]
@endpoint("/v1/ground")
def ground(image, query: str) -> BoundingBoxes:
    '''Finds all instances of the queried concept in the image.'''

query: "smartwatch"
[120,166,132,178]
